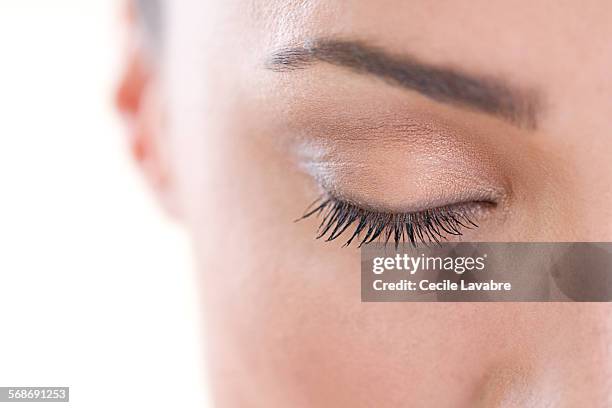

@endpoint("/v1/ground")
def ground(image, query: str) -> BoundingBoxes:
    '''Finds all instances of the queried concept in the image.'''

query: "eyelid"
[298,193,488,248]
[293,129,509,214]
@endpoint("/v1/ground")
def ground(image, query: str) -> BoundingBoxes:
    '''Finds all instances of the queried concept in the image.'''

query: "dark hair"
[136,0,162,44]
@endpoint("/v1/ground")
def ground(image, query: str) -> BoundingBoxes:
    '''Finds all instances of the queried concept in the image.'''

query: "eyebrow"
[266,39,540,129]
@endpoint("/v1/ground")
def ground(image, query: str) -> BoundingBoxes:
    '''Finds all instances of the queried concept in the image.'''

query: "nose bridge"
[566,140,612,240]
[585,181,612,240]
[559,182,612,242]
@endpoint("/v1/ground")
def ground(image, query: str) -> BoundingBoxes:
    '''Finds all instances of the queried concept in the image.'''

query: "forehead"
[167,1,612,132]
[177,1,609,55]
[170,0,610,82]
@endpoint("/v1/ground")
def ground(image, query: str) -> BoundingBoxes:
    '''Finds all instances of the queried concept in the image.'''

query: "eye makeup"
[290,116,511,247]
[264,68,517,247]
[298,193,490,248]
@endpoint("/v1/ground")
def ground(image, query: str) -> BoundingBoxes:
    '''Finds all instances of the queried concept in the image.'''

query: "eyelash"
[298,195,480,248]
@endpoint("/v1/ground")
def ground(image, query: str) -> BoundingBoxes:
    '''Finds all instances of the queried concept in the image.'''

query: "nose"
[541,304,612,406]
[476,304,612,407]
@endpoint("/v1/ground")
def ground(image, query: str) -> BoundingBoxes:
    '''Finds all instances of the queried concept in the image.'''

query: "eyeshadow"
[293,129,508,214]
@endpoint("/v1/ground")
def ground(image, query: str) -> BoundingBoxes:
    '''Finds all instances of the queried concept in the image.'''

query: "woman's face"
[127,0,612,406]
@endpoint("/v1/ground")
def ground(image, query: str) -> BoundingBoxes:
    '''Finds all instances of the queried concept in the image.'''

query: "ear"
[116,1,179,219]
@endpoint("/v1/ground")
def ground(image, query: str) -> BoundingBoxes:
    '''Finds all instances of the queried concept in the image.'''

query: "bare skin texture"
[117,1,612,406]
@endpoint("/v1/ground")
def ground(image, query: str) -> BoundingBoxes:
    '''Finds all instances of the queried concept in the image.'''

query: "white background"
[0,1,210,406]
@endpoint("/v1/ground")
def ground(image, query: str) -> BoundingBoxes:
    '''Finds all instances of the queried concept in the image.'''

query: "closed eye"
[297,194,491,248]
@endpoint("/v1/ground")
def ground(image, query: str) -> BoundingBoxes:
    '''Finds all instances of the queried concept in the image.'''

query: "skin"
[117,1,612,406]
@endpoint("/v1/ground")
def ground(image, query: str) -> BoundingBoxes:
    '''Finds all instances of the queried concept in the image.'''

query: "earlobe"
[115,5,180,219]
